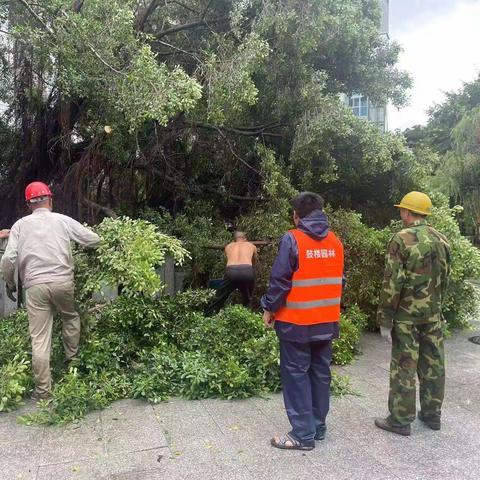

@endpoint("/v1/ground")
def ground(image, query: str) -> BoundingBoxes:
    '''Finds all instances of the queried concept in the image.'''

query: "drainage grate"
[468,336,480,345]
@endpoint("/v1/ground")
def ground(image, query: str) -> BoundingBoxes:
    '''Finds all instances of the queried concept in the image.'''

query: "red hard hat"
[25,182,53,202]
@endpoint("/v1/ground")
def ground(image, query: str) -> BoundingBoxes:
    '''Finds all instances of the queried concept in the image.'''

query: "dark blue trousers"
[279,339,333,445]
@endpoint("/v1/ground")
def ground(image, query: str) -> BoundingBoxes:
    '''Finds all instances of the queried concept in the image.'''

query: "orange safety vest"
[275,229,344,326]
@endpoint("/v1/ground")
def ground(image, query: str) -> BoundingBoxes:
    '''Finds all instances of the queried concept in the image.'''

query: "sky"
[388,0,480,131]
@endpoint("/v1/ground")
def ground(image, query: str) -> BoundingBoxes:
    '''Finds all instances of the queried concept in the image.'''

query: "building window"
[349,95,369,118]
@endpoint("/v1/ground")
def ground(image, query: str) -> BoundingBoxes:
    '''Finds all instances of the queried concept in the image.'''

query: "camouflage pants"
[388,320,445,426]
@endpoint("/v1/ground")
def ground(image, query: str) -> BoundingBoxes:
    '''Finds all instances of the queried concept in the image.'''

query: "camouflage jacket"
[377,219,451,328]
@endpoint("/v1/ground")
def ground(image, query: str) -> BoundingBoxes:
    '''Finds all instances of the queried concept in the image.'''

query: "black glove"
[6,283,17,302]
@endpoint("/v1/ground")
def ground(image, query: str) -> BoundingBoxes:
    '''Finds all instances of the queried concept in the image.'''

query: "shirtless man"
[205,231,257,316]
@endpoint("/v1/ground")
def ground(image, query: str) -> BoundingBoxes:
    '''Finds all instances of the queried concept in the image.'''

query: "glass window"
[349,95,369,118]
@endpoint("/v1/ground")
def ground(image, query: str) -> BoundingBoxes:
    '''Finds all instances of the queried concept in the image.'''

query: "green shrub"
[0,355,30,412]
[0,311,33,412]
[74,216,190,303]
[0,310,30,364]
[330,372,357,397]
[131,343,181,403]
[13,292,356,424]
[14,295,283,424]
[140,203,232,286]
[427,192,480,328]
[328,209,390,329]
[333,306,368,365]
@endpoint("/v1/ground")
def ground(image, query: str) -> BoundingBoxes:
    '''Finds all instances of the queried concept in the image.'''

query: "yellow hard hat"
[394,191,433,216]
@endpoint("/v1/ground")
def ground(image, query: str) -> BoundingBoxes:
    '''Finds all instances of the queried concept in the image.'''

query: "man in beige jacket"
[1,182,100,399]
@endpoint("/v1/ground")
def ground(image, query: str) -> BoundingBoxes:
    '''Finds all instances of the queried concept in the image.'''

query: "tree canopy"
[0,0,412,225]
[406,75,480,240]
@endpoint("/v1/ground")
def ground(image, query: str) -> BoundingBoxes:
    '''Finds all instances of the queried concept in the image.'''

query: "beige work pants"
[25,281,80,395]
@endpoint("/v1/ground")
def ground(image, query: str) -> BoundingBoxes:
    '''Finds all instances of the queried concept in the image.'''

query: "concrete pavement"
[1,326,480,480]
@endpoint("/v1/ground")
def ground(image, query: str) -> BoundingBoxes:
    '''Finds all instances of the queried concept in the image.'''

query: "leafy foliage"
[2,274,356,424]
[17,293,281,425]
[75,216,190,302]
[203,34,270,124]
[427,192,480,328]
[0,0,411,226]
[329,208,390,327]
[140,203,231,285]
[0,356,31,412]
[11,0,202,131]
[0,310,33,412]
[333,306,368,366]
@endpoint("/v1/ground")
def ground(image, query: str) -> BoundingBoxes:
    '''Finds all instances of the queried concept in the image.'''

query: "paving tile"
[36,459,105,480]
[36,448,171,480]
[102,401,168,455]
[101,471,164,480]
[0,408,44,446]
[153,403,226,452]
[202,397,282,442]
[0,442,40,480]
[3,326,480,480]
[159,446,254,480]
[102,447,170,479]
[37,411,105,466]
[150,398,209,419]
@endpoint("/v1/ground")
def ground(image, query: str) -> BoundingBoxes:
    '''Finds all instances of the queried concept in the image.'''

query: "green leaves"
[427,192,480,328]
[75,216,190,301]
[117,49,202,130]
[13,0,202,131]
[202,33,269,124]
[0,355,30,412]
[333,306,367,365]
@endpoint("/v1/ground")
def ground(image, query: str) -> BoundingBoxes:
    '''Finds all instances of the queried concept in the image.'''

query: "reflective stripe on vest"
[291,277,343,287]
[286,297,342,309]
[275,229,344,326]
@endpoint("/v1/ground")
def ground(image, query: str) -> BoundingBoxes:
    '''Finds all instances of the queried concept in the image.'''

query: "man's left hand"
[0,229,10,239]
[263,310,275,329]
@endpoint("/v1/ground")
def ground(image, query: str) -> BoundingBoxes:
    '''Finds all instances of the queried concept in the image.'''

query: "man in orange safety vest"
[261,192,344,451]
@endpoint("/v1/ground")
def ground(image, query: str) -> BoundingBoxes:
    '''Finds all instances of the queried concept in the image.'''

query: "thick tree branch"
[156,17,228,39]
[183,120,286,138]
[83,198,118,219]
[205,241,273,250]
[213,127,263,178]
[135,0,161,32]
[155,39,202,63]
[16,0,55,36]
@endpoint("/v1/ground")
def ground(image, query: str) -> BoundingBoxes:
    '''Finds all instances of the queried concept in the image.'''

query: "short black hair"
[291,192,324,218]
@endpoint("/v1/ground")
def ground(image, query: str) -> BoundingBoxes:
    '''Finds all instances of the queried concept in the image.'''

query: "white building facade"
[343,0,389,132]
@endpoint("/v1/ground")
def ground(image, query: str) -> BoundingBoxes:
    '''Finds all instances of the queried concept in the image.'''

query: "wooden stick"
[204,240,274,250]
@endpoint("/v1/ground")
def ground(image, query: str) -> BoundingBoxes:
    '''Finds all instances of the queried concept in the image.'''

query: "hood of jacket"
[297,209,330,240]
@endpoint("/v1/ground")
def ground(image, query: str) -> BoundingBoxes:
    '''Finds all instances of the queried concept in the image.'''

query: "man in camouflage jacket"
[375,191,451,436]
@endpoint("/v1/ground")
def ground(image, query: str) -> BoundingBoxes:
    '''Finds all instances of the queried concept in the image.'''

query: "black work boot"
[374,417,411,436]
[315,429,326,441]
[418,411,441,431]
